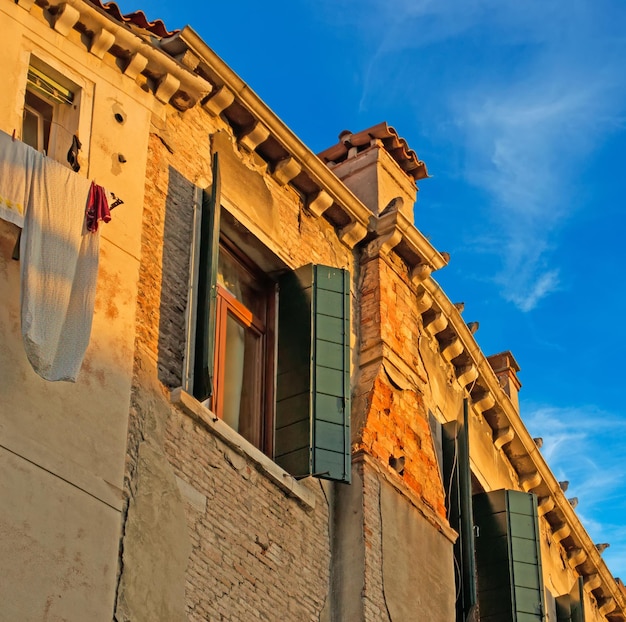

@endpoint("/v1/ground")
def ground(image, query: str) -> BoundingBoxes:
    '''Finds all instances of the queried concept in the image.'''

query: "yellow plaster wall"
[0,3,154,619]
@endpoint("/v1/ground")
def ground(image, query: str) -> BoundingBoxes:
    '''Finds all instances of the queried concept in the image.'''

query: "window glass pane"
[22,108,39,151]
[24,90,53,153]
[218,246,266,321]
[222,312,263,447]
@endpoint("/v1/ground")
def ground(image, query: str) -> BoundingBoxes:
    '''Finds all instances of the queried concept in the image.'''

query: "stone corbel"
[441,338,464,363]
[493,425,514,450]
[155,73,181,104]
[537,496,555,516]
[202,85,235,116]
[124,53,148,80]
[53,3,80,36]
[415,288,433,313]
[410,264,432,284]
[338,219,368,249]
[272,156,301,186]
[424,311,448,337]
[567,547,587,568]
[520,470,542,492]
[472,391,495,414]
[552,522,571,543]
[456,364,478,389]
[307,190,333,217]
[583,573,601,592]
[90,28,116,59]
[598,597,616,616]
[239,121,270,152]
[366,205,404,257]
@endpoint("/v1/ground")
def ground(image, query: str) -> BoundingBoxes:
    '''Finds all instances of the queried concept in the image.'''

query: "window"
[187,153,351,483]
[22,89,53,153]
[21,60,80,164]
[213,240,276,454]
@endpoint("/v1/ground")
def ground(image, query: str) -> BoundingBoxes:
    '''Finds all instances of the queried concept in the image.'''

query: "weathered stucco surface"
[381,479,455,621]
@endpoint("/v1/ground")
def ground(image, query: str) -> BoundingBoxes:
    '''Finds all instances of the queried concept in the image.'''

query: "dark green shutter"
[473,489,546,622]
[193,153,221,403]
[443,399,477,621]
[275,264,351,483]
[556,577,585,622]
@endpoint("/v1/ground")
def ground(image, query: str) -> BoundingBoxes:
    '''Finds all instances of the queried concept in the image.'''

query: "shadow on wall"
[157,166,195,388]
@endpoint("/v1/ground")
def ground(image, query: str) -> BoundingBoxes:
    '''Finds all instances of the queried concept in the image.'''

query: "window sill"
[170,388,316,510]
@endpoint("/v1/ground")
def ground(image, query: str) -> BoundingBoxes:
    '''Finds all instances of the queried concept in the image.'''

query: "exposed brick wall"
[355,252,447,519]
[127,104,356,619]
[164,405,331,621]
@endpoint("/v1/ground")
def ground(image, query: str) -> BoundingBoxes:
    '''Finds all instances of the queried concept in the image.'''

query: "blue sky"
[116,0,626,578]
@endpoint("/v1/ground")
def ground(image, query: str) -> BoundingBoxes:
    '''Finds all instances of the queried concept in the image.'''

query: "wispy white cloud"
[324,0,626,311]
[525,402,626,577]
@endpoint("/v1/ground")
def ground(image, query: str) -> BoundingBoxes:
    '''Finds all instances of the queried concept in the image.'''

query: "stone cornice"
[14,0,211,108]
[418,277,626,619]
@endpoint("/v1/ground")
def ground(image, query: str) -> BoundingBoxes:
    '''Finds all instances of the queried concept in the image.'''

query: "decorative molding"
[472,391,495,414]
[598,597,616,616]
[272,157,301,186]
[424,311,448,337]
[411,264,432,284]
[202,85,235,116]
[520,470,542,492]
[90,28,115,59]
[366,201,404,256]
[124,52,148,80]
[583,573,602,592]
[567,547,587,568]
[53,3,80,36]
[552,522,571,543]
[307,190,333,217]
[456,364,478,389]
[537,496,555,517]
[239,121,270,152]
[337,219,368,249]
[493,425,514,450]
[155,73,180,104]
[441,338,464,363]
[415,288,433,313]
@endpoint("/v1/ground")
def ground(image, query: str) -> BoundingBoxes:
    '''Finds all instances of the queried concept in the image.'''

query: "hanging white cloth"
[0,129,40,227]
[20,153,98,382]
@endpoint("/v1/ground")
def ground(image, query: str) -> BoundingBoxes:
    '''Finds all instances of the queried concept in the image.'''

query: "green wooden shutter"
[443,399,477,621]
[193,153,221,403]
[556,577,585,622]
[275,264,351,483]
[473,489,546,622]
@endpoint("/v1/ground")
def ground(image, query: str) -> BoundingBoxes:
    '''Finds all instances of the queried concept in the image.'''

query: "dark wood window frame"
[212,239,276,456]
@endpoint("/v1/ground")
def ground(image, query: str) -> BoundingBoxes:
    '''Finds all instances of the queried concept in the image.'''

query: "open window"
[21,59,81,165]
[186,154,351,483]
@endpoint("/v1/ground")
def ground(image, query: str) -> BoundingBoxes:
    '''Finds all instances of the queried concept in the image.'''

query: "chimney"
[317,123,427,222]
[487,351,522,413]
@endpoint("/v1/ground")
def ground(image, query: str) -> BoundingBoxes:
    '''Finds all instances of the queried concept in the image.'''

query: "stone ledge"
[170,388,316,510]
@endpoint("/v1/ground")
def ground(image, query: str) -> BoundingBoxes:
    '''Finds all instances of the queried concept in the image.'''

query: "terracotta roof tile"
[318,122,428,181]
[87,0,179,38]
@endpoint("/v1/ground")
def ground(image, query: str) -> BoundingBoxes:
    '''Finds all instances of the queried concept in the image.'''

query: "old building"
[0,1,624,621]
